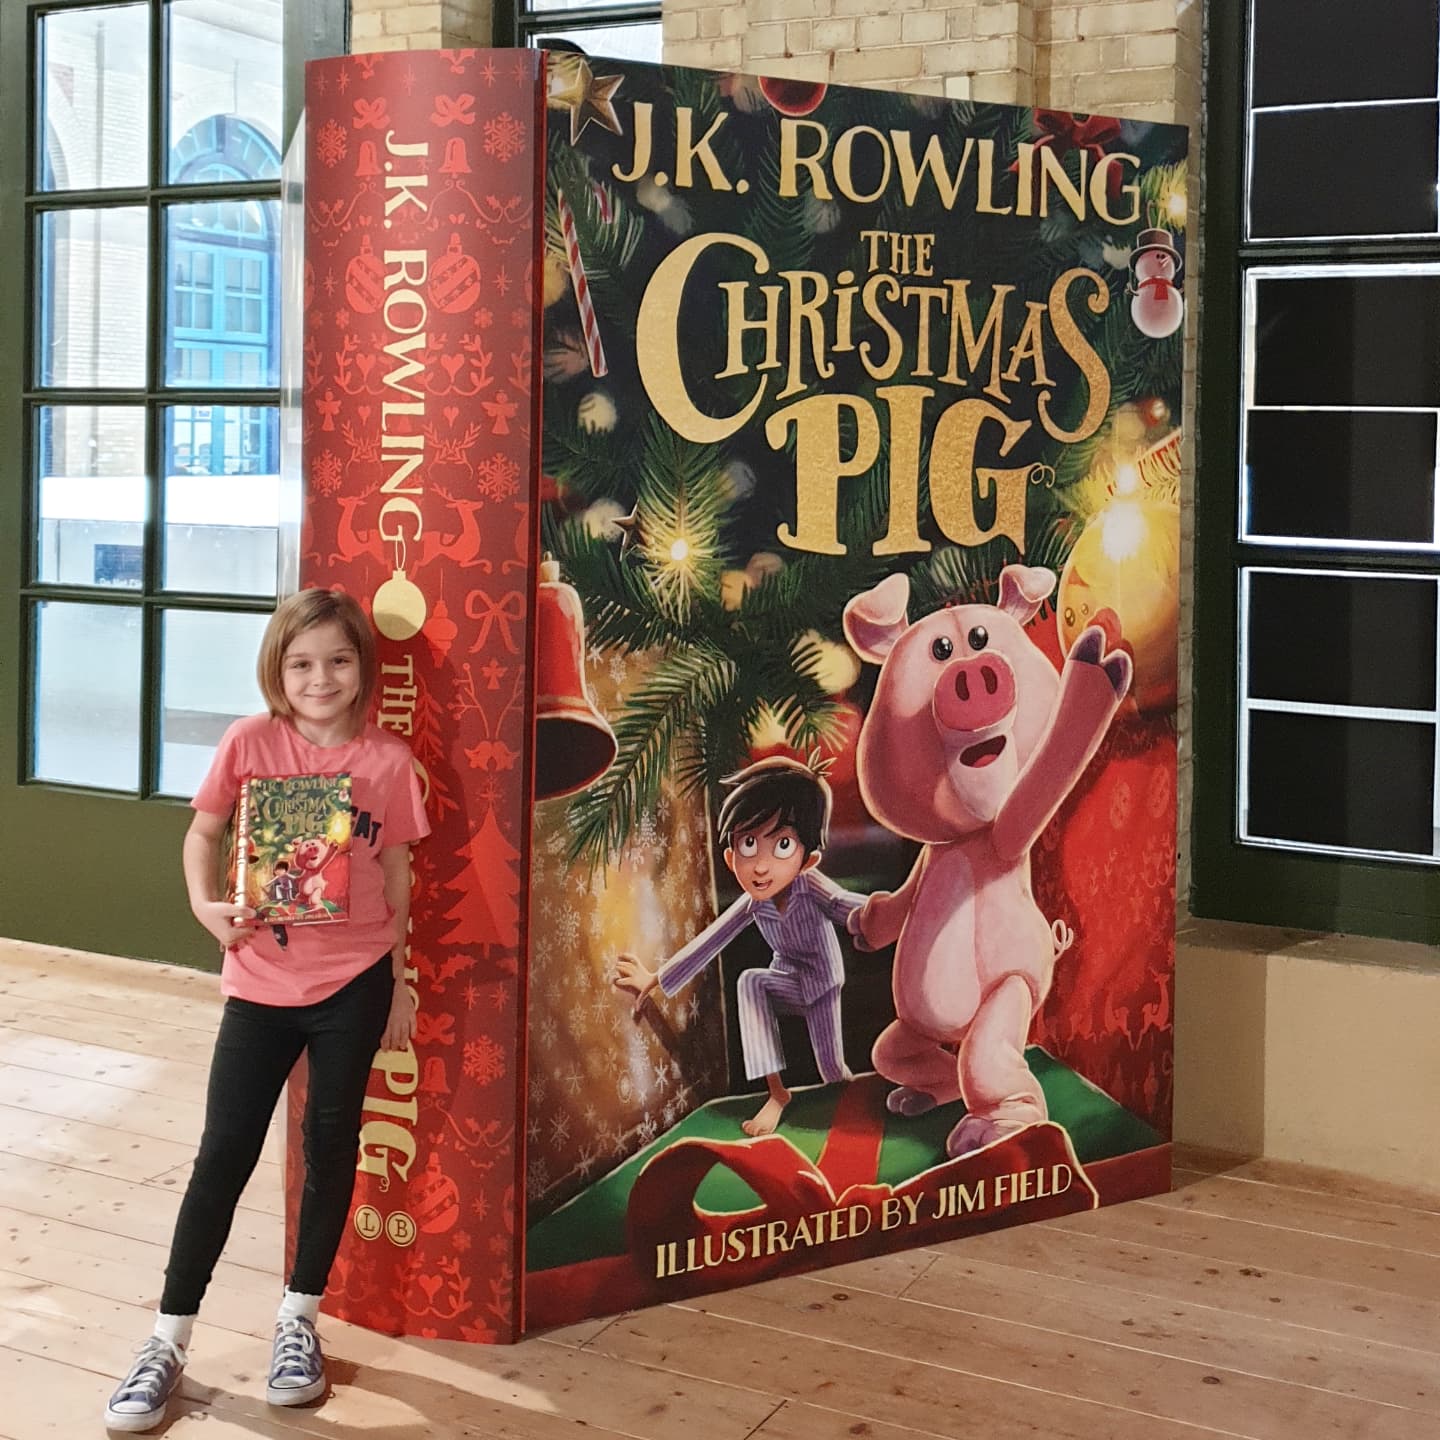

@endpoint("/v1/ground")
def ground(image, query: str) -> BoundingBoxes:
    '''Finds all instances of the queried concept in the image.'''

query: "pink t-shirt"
[192,713,431,1006]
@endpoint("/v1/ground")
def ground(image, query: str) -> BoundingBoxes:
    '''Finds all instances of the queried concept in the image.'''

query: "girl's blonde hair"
[256,588,378,725]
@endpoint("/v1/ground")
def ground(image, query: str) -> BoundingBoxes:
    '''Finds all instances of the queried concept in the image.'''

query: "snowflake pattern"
[482,112,526,163]
[476,452,519,501]
[548,1112,571,1145]
[312,449,344,496]
[461,1033,505,1085]
[316,118,347,168]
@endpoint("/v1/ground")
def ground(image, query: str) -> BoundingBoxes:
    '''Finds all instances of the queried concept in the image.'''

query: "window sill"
[1178,915,1439,976]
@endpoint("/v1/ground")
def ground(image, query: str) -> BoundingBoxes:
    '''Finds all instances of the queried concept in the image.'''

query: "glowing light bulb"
[1114,462,1140,496]
[669,538,690,563]
[1166,190,1187,225]
[1100,500,1146,563]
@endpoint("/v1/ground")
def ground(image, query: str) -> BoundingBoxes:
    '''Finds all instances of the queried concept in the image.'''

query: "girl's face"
[282,620,362,732]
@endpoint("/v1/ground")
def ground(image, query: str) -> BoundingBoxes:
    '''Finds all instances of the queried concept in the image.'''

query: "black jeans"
[160,955,393,1314]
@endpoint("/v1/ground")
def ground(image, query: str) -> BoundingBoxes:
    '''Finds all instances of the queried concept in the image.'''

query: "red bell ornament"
[533,557,616,800]
[440,136,471,175]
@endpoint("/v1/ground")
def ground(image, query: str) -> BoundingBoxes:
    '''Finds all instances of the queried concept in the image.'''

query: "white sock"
[277,1289,322,1324]
[152,1311,195,1351]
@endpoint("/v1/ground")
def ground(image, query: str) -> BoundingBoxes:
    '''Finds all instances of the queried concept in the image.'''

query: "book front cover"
[236,773,353,924]
[524,59,1186,1329]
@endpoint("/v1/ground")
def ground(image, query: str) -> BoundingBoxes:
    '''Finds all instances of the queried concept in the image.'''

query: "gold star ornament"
[545,53,624,145]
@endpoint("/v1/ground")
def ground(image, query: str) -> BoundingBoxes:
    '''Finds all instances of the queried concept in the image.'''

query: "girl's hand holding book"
[193,899,257,948]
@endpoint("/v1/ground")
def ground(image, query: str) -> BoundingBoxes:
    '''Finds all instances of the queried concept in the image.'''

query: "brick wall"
[353,0,1204,906]
[350,0,493,51]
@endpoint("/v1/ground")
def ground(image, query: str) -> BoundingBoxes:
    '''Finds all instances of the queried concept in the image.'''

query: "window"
[501,0,662,64]
[1194,0,1440,941]
[21,0,284,800]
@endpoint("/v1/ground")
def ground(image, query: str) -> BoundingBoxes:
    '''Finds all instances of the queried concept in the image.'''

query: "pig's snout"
[933,653,1016,734]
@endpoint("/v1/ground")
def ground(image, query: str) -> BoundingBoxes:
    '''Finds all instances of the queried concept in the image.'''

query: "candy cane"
[555,188,607,378]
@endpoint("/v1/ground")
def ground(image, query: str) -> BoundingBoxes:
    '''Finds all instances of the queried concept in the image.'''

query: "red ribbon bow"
[352,97,390,131]
[464,588,526,653]
[432,94,477,127]
[1014,110,1126,203]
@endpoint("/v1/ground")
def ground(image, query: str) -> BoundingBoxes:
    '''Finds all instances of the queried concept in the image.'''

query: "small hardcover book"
[232,774,353,925]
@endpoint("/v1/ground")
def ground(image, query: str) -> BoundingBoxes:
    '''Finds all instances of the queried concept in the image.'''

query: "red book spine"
[296,47,544,1343]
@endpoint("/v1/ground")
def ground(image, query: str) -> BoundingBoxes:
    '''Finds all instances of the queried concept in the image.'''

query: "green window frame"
[1193,0,1440,943]
[0,0,341,963]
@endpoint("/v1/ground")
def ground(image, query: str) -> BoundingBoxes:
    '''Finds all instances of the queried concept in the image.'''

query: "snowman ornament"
[1127,228,1185,339]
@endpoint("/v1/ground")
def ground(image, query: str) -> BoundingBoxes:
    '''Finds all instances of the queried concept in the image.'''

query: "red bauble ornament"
[412,1151,461,1235]
[430,233,482,314]
[758,76,828,117]
[422,597,460,665]
[344,235,384,314]
[1139,395,1171,429]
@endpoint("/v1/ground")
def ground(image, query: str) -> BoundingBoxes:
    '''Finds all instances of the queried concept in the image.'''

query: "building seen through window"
[28,0,282,799]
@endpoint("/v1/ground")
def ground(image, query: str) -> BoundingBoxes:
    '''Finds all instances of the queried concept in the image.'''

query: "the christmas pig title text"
[620,103,1132,557]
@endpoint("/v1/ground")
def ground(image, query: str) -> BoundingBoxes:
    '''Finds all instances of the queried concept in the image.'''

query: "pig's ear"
[843,573,910,664]
[997,565,1055,626]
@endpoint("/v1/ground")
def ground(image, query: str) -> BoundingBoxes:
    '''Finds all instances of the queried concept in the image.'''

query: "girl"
[105,588,429,1432]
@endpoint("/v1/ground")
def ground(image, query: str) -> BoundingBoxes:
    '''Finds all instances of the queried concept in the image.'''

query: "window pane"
[38,4,150,192]
[1250,273,1440,409]
[533,23,662,63]
[1245,710,1434,857]
[37,207,149,388]
[35,406,147,587]
[168,0,283,183]
[1252,0,1439,107]
[1250,104,1438,240]
[1245,571,1437,711]
[31,601,142,790]
[164,200,279,387]
[159,609,269,796]
[163,404,279,595]
[1245,411,1438,546]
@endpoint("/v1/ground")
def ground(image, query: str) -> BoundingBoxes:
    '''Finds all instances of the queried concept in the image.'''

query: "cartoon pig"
[842,564,1131,1157]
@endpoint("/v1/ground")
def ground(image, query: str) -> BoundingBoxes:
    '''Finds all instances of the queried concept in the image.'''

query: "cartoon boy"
[614,756,865,1137]
[263,859,299,909]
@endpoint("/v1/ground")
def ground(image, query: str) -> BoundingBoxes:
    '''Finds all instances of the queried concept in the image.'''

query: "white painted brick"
[811,17,857,49]
[831,44,925,82]
[901,12,950,44]
[1127,31,1179,67]
[856,14,906,47]
[1078,2,1177,40]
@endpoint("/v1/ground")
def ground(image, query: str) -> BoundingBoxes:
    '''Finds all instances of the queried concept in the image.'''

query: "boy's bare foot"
[742,1087,790,1136]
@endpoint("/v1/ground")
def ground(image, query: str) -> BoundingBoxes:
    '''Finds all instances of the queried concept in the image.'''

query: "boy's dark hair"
[275,860,290,872]
[716,756,833,855]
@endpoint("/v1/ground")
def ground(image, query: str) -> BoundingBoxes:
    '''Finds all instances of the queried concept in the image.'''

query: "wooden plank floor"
[2,939,1437,1440]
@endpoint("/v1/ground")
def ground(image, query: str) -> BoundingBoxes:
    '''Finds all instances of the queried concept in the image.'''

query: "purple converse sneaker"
[266,1315,326,1406]
[104,1336,187,1432]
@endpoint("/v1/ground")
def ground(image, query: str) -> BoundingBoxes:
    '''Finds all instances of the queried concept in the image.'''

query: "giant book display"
[289,47,1187,1341]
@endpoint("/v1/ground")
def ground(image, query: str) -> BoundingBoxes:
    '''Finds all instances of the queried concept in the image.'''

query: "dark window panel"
[1250,104,1438,240]
[1252,0,1440,107]
[1245,410,1437,545]
[1247,571,1437,712]
[1252,274,1440,408]
[1246,710,1434,856]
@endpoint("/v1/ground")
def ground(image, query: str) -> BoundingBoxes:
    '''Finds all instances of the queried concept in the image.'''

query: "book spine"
[233,779,250,909]
[298,47,543,1344]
